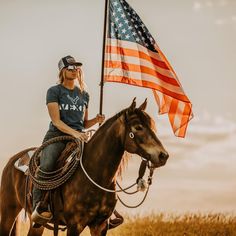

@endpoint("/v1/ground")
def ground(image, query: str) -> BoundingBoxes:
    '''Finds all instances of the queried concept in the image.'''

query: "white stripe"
[105,51,176,80]
[173,101,185,131]
[105,67,185,95]
[107,38,169,66]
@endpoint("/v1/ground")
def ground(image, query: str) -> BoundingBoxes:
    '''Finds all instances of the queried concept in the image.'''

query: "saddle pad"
[14,150,36,174]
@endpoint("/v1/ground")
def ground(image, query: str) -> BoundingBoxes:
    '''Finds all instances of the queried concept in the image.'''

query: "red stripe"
[168,99,179,129]
[106,45,169,70]
[105,60,180,86]
[178,104,193,137]
[104,75,190,102]
[154,45,180,83]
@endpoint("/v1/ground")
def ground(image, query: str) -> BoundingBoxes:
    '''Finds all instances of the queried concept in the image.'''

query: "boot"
[32,201,53,225]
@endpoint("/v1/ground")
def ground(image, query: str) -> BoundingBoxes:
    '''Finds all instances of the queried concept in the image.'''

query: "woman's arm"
[83,109,105,129]
[47,102,88,141]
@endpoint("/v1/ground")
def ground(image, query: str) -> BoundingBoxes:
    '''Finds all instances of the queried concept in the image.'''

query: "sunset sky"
[0,0,235,215]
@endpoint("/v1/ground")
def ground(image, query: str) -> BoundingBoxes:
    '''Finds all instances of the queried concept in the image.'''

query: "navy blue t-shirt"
[46,84,89,131]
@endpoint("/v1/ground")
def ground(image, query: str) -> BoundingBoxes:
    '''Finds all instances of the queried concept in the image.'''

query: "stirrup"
[31,202,53,225]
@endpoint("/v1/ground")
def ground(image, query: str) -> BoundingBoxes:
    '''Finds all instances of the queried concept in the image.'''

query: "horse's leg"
[66,223,86,236]
[89,221,108,236]
[0,203,21,235]
[66,225,79,236]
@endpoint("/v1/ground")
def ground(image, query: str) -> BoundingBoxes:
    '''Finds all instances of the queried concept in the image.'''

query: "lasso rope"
[28,136,82,190]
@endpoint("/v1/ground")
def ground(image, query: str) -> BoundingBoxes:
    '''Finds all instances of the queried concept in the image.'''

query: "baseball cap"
[58,55,82,71]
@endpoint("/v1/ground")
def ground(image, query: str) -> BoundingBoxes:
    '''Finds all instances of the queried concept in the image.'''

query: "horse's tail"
[0,181,1,224]
[0,148,34,235]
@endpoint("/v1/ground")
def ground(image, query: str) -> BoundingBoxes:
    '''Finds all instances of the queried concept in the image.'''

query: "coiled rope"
[28,136,82,190]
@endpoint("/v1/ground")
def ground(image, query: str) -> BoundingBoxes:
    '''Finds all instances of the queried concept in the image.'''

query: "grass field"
[19,213,236,236]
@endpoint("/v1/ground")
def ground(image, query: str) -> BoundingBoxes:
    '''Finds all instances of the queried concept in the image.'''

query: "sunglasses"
[66,65,79,71]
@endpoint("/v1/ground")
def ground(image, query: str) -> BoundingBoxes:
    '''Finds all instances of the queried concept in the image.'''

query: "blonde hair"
[58,67,87,92]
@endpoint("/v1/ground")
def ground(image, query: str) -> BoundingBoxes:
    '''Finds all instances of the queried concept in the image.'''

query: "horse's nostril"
[159,152,169,163]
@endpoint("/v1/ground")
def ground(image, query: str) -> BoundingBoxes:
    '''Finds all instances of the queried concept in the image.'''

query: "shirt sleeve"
[84,92,90,108]
[46,86,59,104]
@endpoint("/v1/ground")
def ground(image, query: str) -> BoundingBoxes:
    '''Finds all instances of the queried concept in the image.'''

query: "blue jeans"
[32,130,67,209]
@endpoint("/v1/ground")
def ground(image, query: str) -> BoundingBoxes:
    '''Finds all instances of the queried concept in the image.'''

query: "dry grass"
[19,213,236,236]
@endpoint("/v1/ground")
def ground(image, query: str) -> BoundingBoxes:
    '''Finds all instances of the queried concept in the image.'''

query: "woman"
[32,55,105,222]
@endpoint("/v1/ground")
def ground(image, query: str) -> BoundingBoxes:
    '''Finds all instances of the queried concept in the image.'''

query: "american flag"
[104,0,193,137]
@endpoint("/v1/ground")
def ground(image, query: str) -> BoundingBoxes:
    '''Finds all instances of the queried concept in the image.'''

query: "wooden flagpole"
[99,0,109,115]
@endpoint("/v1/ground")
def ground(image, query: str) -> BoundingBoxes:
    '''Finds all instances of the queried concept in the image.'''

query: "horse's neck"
[83,118,125,185]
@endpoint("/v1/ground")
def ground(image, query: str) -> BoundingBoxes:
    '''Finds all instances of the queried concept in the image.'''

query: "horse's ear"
[128,97,136,112]
[139,98,147,111]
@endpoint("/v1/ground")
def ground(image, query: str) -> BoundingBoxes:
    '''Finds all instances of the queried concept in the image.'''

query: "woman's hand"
[72,131,89,142]
[96,114,105,124]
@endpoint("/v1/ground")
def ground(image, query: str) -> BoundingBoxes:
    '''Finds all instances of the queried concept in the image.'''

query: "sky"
[0,0,236,215]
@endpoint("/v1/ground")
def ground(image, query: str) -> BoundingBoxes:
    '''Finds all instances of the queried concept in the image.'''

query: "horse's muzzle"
[151,151,169,168]
[159,151,169,165]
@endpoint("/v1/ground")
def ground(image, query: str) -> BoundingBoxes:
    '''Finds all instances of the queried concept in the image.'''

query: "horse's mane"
[95,108,127,133]
[93,108,131,178]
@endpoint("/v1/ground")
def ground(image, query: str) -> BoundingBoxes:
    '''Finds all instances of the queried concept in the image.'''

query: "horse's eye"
[135,125,143,131]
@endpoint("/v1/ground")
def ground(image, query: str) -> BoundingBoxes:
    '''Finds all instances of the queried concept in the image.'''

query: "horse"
[0,98,169,236]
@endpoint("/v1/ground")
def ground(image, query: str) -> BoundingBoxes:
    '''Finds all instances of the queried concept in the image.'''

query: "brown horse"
[0,98,169,235]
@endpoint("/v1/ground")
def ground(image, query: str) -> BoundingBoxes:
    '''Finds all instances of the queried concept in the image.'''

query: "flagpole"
[99,0,109,115]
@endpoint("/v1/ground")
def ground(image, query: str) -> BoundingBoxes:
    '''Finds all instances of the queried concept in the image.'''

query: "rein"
[80,149,153,208]
[80,142,137,193]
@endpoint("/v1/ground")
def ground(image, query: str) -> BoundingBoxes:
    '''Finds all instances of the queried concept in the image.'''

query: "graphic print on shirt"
[60,95,85,112]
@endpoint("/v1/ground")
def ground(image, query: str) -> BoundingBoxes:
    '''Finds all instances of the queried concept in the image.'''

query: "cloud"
[193,1,202,11]
[206,1,213,7]
[161,113,236,164]
[193,0,230,12]
[215,18,227,25]
[215,15,236,27]
[218,0,228,7]
[232,15,236,22]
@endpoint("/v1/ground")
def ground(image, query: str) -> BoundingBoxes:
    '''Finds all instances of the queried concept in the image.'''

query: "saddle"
[14,148,36,175]
[14,142,77,175]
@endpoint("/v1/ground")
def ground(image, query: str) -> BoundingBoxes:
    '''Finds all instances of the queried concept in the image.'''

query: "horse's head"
[122,98,169,168]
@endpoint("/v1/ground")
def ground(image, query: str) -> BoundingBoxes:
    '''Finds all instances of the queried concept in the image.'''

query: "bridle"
[79,110,155,208]
[123,110,152,162]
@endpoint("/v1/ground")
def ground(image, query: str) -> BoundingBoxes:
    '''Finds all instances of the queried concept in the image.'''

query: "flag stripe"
[104,74,190,102]
[106,46,177,81]
[105,60,183,92]
[105,39,185,92]
[104,66,189,101]
[179,104,192,137]
[107,38,170,66]
[105,60,179,88]
[106,44,169,70]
